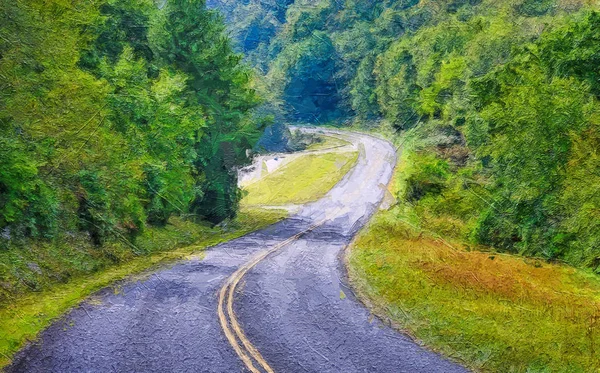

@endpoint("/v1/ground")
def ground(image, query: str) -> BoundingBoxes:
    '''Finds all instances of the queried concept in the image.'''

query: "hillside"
[210,0,600,270]
[3,0,600,371]
[0,0,270,302]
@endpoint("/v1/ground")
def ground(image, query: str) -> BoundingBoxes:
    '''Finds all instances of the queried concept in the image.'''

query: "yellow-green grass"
[0,207,286,369]
[347,164,600,372]
[305,135,350,151]
[242,151,358,206]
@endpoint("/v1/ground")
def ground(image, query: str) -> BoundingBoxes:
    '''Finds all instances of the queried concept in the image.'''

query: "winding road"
[8,129,467,373]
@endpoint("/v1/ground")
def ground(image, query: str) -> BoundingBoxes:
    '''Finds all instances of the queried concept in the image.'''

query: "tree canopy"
[209,0,600,269]
[0,0,266,246]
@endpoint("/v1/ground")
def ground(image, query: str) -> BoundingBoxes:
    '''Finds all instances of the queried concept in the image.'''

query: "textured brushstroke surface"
[8,129,466,372]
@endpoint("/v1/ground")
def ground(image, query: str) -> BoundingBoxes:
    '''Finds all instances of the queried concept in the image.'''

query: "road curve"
[8,128,467,373]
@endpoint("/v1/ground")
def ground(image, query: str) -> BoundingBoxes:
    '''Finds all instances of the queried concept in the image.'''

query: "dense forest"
[0,0,281,301]
[0,0,267,244]
[210,0,600,270]
[2,0,600,290]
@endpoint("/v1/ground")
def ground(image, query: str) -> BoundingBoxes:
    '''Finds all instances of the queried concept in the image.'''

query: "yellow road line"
[218,283,260,372]
[217,221,325,373]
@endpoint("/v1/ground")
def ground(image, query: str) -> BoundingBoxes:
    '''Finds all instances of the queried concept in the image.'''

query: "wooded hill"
[211,0,600,270]
[0,0,267,244]
[0,0,281,302]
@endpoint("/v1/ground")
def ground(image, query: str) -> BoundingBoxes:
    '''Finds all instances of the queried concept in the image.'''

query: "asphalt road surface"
[8,129,467,373]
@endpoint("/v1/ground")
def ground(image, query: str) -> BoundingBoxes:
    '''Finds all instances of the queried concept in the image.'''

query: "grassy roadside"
[0,207,286,369]
[347,135,600,372]
[0,137,360,368]
[241,150,358,206]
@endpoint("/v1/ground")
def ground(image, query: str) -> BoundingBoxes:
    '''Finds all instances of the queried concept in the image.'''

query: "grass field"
[0,207,286,369]
[242,150,358,206]
[347,144,600,372]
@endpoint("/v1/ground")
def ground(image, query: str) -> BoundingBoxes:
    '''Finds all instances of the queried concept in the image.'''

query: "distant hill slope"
[208,0,600,269]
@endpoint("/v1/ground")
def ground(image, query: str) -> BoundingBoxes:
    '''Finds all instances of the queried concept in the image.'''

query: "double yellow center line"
[217,220,326,373]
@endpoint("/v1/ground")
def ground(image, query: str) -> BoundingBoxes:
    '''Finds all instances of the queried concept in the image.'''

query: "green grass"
[347,145,600,372]
[242,151,358,206]
[0,207,286,369]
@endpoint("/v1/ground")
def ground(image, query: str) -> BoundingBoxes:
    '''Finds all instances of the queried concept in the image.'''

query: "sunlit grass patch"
[242,151,358,206]
[0,207,286,369]
[348,197,600,373]
[347,127,600,371]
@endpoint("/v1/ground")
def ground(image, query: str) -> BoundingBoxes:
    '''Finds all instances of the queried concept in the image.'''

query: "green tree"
[152,0,262,223]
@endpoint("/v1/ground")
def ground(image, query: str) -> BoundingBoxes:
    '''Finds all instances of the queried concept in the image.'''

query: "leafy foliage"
[379,5,600,268]
[0,0,265,248]
[210,0,600,268]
